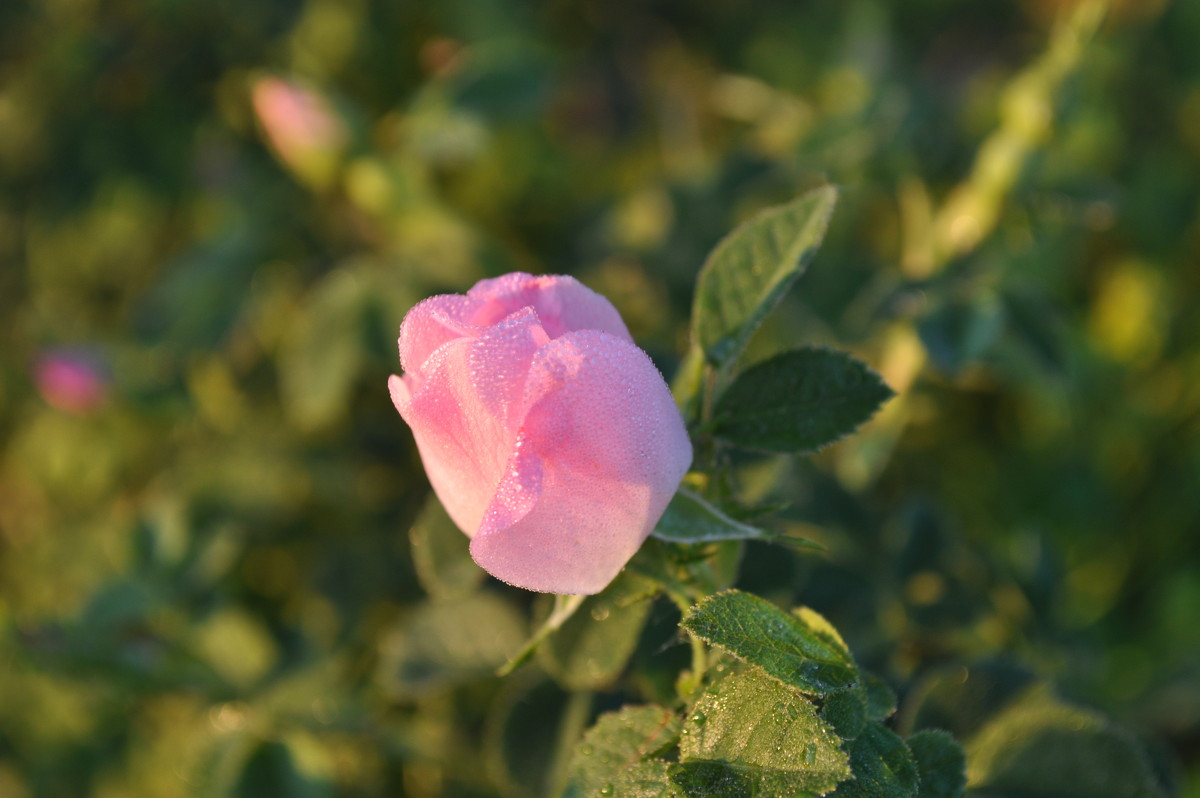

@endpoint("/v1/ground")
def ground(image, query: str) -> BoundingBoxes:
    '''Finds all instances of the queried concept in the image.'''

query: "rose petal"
[469,330,692,594]
[467,272,634,342]
[398,293,482,378]
[391,309,550,534]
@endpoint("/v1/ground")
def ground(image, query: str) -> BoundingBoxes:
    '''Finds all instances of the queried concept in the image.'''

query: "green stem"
[547,690,594,796]
[496,593,586,677]
[667,588,707,700]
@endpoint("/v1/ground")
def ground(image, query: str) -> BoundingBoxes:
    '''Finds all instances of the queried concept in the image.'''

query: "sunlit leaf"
[682,591,858,695]
[672,669,851,797]
[692,186,838,369]
[563,705,681,798]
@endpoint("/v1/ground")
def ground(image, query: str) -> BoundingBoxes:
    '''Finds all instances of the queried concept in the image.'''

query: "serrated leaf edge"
[692,185,839,369]
[711,345,896,455]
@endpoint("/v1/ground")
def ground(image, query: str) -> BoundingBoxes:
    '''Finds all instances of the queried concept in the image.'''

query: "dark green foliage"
[711,348,894,453]
[829,724,920,798]
[964,688,1167,798]
[2,0,1197,794]
[908,730,965,798]
[234,741,332,798]
[652,488,773,544]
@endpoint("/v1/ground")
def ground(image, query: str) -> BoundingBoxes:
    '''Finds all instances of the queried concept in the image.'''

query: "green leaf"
[448,41,552,119]
[613,761,680,798]
[862,672,898,721]
[485,676,575,798]
[792,606,853,660]
[830,724,919,798]
[409,494,483,599]
[669,761,754,798]
[234,740,332,798]
[563,705,682,798]
[917,293,1004,376]
[965,686,1166,798]
[540,570,658,690]
[652,488,772,544]
[674,669,851,797]
[711,348,894,454]
[681,590,858,695]
[278,268,366,432]
[692,185,838,369]
[900,661,1037,741]
[821,688,868,740]
[671,345,708,423]
[1000,288,1067,375]
[907,730,965,798]
[376,592,526,697]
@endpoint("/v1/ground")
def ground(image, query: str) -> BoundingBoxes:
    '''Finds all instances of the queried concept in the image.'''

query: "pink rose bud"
[34,349,109,414]
[390,273,693,594]
[251,76,347,188]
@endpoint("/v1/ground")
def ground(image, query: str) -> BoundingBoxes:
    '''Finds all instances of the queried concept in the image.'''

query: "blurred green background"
[1,0,1198,795]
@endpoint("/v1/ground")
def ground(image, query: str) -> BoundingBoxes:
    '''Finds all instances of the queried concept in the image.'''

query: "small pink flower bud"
[34,349,109,414]
[251,76,347,188]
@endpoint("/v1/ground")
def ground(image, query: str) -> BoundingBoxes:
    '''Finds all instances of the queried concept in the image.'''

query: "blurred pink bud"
[251,76,347,186]
[34,349,109,414]
[390,273,693,594]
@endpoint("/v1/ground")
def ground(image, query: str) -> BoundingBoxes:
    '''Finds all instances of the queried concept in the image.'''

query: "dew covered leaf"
[562,705,681,798]
[674,669,851,797]
[612,760,679,798]
[862,671,898,721]
[669,761,755,798]
[711,348,894,454]
[652,487,773,544]
[681,590,858,694]
[692,186,838,369]
[907,730,965,798]
[829,723,919,798]
[820,688,869,741]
